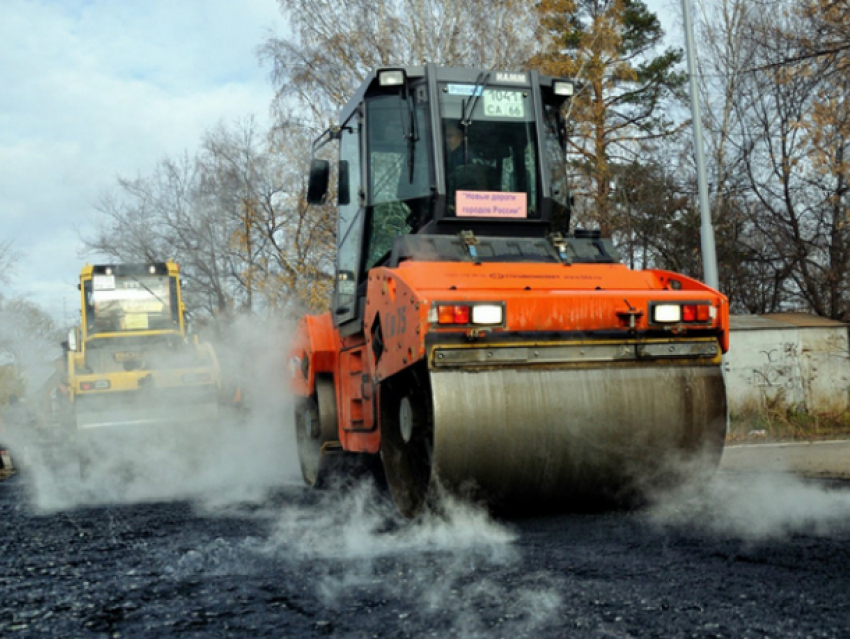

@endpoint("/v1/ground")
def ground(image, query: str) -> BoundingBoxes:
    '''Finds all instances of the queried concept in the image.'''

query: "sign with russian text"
[456,190,527,218]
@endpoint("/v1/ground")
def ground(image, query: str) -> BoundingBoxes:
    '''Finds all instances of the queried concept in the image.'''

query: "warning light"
[652,302,711,324]
[437,304,470,325]
[436,302,504,326]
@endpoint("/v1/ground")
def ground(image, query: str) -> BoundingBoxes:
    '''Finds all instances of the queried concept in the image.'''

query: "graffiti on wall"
[751,343,803,400]
[822,332,850,359]
[727,325,850,414]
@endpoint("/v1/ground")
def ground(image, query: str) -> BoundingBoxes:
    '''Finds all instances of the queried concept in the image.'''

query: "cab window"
[364,90,431,269]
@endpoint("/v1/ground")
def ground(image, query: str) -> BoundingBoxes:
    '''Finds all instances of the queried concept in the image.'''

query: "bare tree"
[693,0,756,241]
[684,0,786,311]
[718,2,850,320]
[0,296,61,402]
[86,153,236,320]
[0,240,20,286]
[198,117,334,315]
[260,0,537,121]
[85,118,334,324]
[768,0,850,79]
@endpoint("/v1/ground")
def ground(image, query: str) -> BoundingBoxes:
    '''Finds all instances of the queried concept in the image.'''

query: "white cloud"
[0,0,281,322]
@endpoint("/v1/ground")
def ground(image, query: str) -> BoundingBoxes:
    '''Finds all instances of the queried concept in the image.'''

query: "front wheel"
[379,365,434,518]
[295,375,338,487]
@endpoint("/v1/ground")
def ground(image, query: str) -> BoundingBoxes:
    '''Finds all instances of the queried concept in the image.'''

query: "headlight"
[653,304,682,323]
[553,80,575,97]
[434,302,505,326]
[378,70,405,87]
[651,302,712,324]
[471,304,503,325]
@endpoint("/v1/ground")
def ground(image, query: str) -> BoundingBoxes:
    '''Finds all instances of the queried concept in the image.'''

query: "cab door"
[333,110,365,329]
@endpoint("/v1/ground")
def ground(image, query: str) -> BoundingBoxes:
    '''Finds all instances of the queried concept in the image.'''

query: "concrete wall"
[725,315,850,415]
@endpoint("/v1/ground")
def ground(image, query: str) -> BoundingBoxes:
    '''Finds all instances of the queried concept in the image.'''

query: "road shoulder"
[721,439,850,479]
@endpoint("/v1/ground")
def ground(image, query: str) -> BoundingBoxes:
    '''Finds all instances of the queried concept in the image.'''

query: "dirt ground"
[721,439,850,479]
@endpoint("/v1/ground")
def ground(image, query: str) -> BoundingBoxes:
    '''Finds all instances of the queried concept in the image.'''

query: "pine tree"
[531,0,685,236]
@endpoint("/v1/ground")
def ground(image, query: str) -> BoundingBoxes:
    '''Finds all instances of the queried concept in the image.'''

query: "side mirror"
[307,159,330,205]
[66,327,78,352]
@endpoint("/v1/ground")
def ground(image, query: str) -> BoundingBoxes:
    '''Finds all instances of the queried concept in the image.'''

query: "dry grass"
[729,399,850,443]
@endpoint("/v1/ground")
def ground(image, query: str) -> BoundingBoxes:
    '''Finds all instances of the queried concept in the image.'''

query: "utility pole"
[682,0,720,290]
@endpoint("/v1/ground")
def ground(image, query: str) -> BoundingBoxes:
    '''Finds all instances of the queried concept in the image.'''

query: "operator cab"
[307,64,577,330]
[81,263,182,337]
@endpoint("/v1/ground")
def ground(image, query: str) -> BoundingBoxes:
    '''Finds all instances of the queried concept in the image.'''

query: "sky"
[1,0,283,324]
[1,0,678,327]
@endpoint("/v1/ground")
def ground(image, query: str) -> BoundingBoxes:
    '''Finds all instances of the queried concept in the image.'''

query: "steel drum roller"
[383,364,727,516]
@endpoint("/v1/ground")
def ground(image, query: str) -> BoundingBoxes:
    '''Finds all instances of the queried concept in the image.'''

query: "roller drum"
[383,364,726,516]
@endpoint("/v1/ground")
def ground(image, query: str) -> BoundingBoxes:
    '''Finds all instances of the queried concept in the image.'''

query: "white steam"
[262,479,563,637]
[267,480,517,560]
[647,469,850,541]
[11,315,302,512]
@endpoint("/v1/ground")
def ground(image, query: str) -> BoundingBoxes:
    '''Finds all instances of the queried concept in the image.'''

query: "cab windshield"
[364,89,432,269]
[439,82,540,219]
[85,274,177,334]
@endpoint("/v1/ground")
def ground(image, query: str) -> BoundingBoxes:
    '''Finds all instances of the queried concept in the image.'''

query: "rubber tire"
[295,375,338,487]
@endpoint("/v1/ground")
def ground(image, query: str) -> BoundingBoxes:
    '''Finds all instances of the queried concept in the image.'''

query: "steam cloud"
[261,479,563,637]
[646,466,850,542]
[7,315,299,512]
